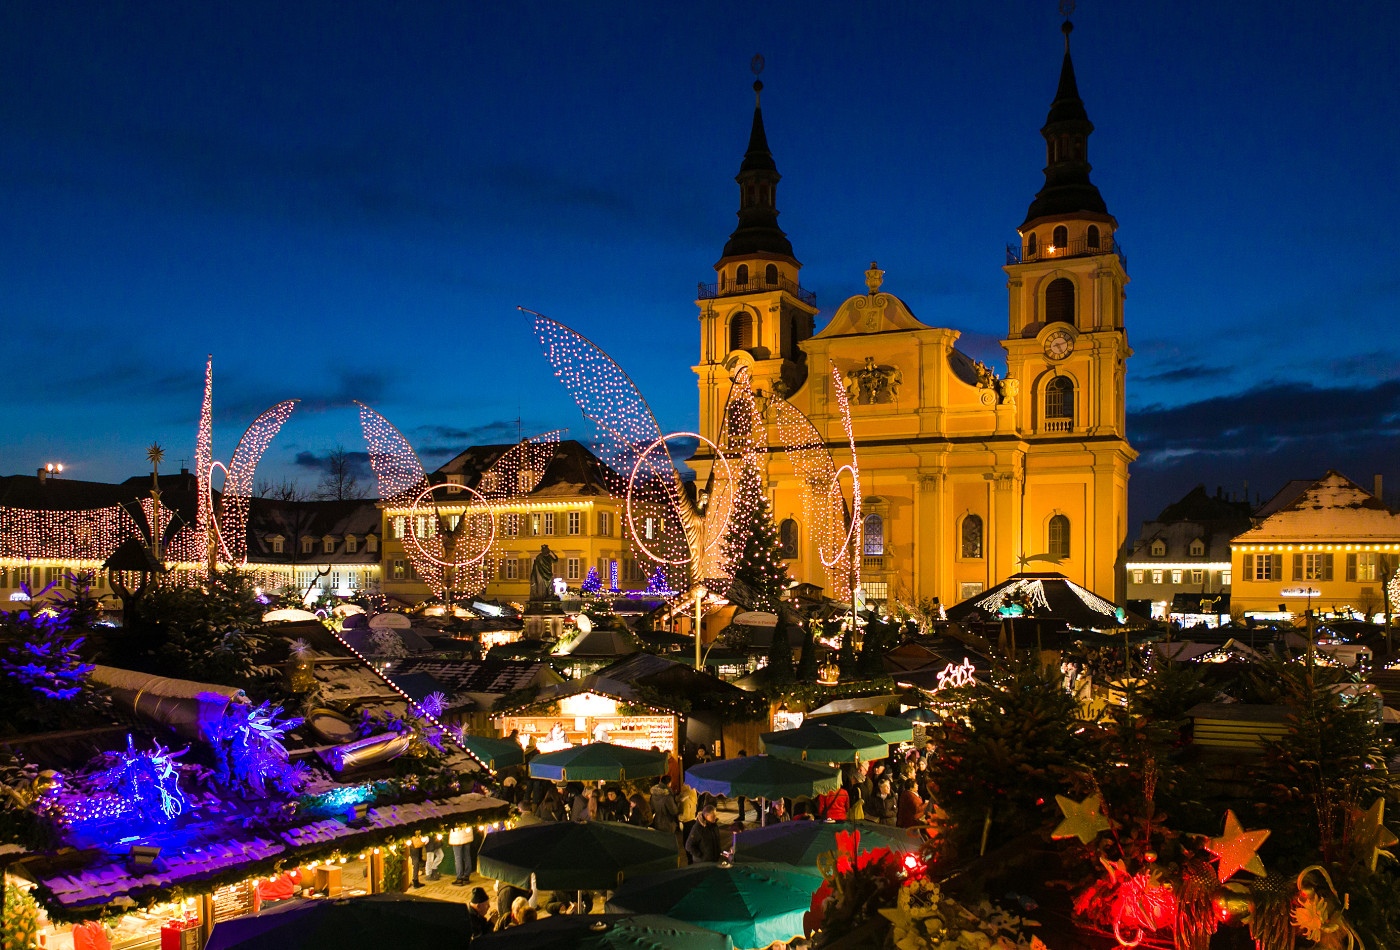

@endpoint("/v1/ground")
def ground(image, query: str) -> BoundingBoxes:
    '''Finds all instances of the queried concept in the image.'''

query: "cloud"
[1137,364,1233,384]
[292,448,374,482]
[1125,378,1400,523]
[215,367,394,423]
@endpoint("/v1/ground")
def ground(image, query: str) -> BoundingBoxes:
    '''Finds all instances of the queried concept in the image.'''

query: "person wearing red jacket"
[815,785,849,821]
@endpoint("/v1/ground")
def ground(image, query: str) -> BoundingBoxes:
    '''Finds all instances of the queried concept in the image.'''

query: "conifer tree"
[723,464,789,611]
[766,621,795,684]
[796,623,820,680]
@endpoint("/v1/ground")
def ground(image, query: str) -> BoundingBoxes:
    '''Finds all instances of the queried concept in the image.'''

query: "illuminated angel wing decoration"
[770,363,861,602]
[211,400,298,567]
[359,399,562,600]
[532,310,697,590]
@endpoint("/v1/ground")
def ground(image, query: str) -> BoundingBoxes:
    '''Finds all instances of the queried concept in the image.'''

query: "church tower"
[695,65,819,445]
[1003,17,1135,596]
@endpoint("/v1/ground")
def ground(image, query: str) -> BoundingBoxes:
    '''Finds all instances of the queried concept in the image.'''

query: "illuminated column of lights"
[212,400,298,567]
[531,310,693,589]
[707,367,766,580]
[195,356,214,573]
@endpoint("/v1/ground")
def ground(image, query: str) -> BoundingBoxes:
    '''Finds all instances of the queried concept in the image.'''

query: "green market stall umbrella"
[686,755,841,800]
[476,819,680,890]
[760,722,889,764]
[474,914,733,950]
[608,862,824,950]
[456,733,525,771]
[528,741,669,782]
[897,707,940,724]
[206,894,473,950]
[805,710,914,744]
[733,820,921,872]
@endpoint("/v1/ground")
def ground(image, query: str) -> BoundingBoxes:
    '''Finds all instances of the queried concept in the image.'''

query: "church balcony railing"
[1041,418,1074,434]
[698,277,817,306]
[1005,236,1126,270]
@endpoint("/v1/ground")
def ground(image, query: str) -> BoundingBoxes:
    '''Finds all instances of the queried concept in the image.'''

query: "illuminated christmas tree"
[581,566,601,594]
[722,464,789,611]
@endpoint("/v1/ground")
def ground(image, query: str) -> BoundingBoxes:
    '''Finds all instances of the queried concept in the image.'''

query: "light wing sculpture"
[768,364,862,603]
[197,357,298,568]
[530,310,763,591]
[358,398,560,599]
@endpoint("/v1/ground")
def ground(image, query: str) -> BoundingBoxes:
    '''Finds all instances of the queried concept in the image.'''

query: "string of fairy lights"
[196,357,214,561]
[212,399,299,568]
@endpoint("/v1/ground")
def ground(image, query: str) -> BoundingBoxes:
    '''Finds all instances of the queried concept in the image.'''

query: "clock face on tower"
[1043,328,1075,361]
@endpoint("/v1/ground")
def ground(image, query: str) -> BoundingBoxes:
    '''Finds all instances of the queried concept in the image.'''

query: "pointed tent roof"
[1021,20,1112,228]
[945,571,1131,631]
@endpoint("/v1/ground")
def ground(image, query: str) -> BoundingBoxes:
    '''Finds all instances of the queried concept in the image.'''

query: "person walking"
[685,804,723,864]
[649,777,680,835]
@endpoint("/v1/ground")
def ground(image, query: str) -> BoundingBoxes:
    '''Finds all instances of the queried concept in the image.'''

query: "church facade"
[692,21,1135,608]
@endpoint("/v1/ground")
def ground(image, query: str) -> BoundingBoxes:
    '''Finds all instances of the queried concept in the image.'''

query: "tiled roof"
[1234,471,1400,543]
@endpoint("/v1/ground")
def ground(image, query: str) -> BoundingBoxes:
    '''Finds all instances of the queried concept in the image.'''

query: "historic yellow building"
[693,22,1134,607]
[378,440,651,604]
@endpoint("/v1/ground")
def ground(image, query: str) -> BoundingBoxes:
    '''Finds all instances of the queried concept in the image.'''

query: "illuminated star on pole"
[1051,792,1111,844]
[1349,797,1399,872]
[1206,809,1269,882]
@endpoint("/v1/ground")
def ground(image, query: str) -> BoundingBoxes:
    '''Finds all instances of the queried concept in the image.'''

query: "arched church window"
[779,519,798,559]
[1045,375,1074,424]
[736,264,749,286]
[1087,225,1100,249]
[729,311,754,351]
[1026,232,1038,256]
[765,263,778,285]
[1052,225,1068,249]
[1048,514,1070,558]
[862,514,885,556]
[961,514,983,559]
[1045,277,1075,325]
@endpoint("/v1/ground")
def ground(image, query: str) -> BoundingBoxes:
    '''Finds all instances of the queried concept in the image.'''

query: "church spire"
[1021,18,1112,229]
[721,56,794,261]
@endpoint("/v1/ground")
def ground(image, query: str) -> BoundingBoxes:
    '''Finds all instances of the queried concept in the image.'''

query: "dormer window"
[271,535,284,555]
[301,537,314,555]
[345,535,358,554]
[445,473,463,494]
[1149,539,1166,557]
[1189,538,1205,557]
[323,537,335,554]
[366,535,378,553]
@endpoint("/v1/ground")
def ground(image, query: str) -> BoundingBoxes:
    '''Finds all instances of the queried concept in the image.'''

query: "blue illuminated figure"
[92,735,188,821]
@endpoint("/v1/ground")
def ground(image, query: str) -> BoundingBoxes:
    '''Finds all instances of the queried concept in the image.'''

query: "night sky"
[3,1,1397,530]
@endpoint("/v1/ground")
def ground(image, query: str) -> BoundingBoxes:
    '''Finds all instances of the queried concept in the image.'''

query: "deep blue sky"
[2,1,1397,529]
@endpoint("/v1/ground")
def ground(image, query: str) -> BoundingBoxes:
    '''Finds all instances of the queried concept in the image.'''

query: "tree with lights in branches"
[721,464,789,612]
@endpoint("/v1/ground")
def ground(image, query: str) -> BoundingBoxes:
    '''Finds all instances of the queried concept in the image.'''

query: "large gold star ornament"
[1206,809,1269,882]
[1051,792,1111,844]
[1349,797,1399,872]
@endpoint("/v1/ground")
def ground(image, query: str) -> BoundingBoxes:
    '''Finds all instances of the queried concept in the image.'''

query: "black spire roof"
[721,78,794,260]
[1021,21,1113,228]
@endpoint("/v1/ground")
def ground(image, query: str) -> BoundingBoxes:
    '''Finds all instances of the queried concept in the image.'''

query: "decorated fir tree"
[581,566,601,594]
[722,464,789,610]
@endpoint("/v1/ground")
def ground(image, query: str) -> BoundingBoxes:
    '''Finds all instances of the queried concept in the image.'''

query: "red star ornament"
[1206,809,1269,882]
[1051,792,1111,844]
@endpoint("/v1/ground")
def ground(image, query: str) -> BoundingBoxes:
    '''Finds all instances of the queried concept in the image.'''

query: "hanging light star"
[1051,792,1111,844]
[1206,809,1269,882]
